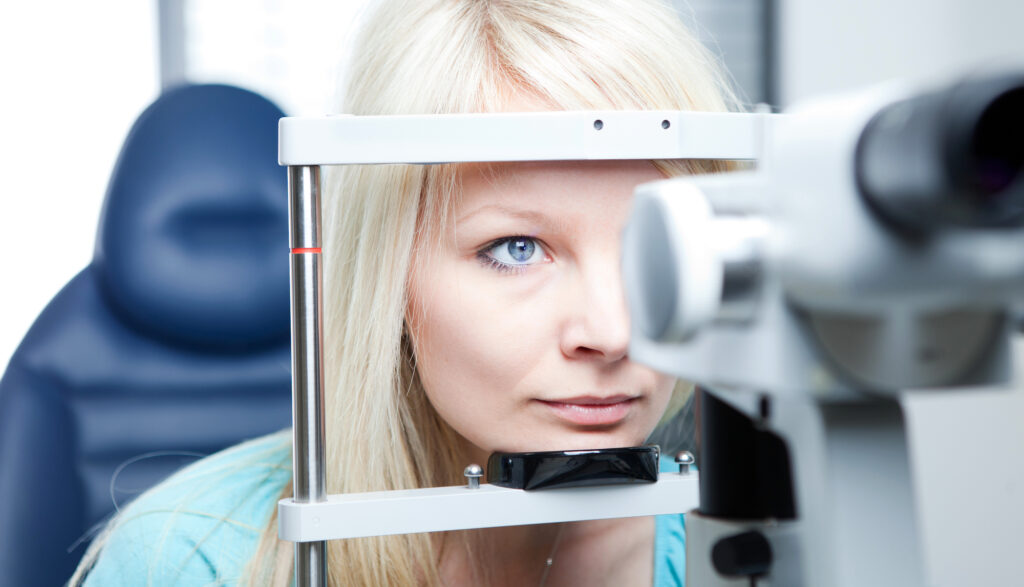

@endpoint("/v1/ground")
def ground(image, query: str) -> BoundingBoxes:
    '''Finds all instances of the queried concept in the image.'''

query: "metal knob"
[464,464,483,489]
[675,451,695,474]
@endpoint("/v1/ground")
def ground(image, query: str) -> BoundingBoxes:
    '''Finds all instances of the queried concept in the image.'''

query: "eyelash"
[479,255,527,274]
[476,236,542,275]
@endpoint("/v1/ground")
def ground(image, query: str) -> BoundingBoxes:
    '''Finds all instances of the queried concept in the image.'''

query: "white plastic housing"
[624,181,723,342]
[278,472,699,542]
[279,111,761,165]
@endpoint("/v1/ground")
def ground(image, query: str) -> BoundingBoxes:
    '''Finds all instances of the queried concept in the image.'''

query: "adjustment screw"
[675,451,695,474]
[464,464,483,489]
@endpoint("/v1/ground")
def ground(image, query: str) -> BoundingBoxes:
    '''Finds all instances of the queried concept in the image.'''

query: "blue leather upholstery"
[0,84,293,586]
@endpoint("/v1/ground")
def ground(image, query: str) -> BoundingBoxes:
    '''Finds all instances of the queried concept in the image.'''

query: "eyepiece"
[969,87,1024,197]
[856,73,1024,231]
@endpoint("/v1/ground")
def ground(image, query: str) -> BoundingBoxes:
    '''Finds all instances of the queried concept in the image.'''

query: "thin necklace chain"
[537,524,566,587]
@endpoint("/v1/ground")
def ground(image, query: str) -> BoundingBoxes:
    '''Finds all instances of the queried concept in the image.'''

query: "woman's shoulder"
[81,430,293,586]
[654,512,686,587]
[654,453,687,586]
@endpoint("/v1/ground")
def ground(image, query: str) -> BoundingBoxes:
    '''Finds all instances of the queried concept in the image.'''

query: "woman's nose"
[559,260,631,363]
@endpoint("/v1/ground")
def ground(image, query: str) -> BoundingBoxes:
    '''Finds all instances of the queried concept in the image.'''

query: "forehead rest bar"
[279,110,766,166]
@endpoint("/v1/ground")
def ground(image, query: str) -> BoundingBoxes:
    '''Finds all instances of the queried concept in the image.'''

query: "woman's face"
[406,160,675,459]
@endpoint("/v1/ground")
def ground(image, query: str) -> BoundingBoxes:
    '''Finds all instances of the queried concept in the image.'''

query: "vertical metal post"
[156,0,187,90]
[288,165,328,587]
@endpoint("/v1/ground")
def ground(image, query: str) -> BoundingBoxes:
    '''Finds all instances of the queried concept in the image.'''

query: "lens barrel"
[856,73,1024,231]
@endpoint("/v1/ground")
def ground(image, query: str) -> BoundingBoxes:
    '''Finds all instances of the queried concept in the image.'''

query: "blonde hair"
[73,1,740,585]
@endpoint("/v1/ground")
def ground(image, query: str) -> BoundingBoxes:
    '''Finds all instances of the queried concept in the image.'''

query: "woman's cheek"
[413,274,547,396]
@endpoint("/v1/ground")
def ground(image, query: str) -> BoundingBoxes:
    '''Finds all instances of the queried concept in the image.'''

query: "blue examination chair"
[0,84,293,585]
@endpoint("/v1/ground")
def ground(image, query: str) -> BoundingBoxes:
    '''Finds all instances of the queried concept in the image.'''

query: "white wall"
[779,0,1024,105]
[0,2,160,370]
[183,0,369,116]
[778,3,1024,585]
[0,0,369,371]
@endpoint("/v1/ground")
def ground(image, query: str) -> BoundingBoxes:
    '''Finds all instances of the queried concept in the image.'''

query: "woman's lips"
[537,395,638,426]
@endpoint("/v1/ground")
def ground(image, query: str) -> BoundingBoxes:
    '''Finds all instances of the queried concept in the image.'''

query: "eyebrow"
[456,203,570,231]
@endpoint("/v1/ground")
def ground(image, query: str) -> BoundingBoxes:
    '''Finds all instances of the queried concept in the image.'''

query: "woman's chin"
[488,428,650,454]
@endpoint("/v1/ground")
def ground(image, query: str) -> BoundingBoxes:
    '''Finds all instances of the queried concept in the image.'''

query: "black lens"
[970,88,1024,197]
[857,73,1024,232]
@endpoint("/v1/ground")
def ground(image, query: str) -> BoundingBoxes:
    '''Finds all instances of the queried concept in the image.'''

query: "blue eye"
[506,238,535,262]
[479,237,547,272]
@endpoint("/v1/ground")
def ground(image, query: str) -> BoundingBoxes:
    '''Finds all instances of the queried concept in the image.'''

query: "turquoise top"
[82,433,686,585]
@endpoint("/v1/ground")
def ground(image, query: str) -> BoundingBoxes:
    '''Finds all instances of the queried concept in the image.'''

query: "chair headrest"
[94,84,290,349]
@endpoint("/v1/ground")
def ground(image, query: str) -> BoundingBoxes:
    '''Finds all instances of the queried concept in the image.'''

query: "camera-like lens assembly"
[856,73,1024,231]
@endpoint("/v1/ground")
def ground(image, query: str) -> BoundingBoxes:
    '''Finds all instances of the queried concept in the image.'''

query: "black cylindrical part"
[697,388,796,520]
[712,530,774,578]
[856,73,1024,231]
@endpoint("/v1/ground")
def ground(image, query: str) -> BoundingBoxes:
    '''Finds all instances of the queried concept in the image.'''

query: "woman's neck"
[442,523,563,586]
[437,517,655,587]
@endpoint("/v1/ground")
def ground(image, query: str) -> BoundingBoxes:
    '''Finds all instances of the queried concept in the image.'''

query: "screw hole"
[662,119,671,129]
[593,119,604,130]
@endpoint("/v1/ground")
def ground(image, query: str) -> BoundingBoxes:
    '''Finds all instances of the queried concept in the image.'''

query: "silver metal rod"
[290,253,325,500]
[289,166,321,250]
[295,542,327,587]
[288,165,327,587]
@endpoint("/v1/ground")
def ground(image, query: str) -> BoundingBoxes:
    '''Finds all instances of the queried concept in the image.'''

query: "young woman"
[72,0,738,585]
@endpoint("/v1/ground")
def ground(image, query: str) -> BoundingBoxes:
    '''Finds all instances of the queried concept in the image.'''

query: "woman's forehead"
[454,160,662,220]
